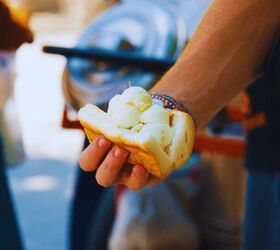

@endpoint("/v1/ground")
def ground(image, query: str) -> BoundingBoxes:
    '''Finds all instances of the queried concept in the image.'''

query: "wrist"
[150,92,196,127]
[151,93,186,111]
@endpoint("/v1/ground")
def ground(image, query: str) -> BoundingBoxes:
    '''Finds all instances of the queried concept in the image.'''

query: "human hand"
[79,135,162,190]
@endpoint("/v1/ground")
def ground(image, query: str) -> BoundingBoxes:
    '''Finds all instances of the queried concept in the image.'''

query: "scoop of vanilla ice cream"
[107,87,172,145]
[131,123,144,133]
[111,103,140,128]
[140,104,170,124]
[139,124,174,148]
[108,94,122,116]
[121,86,152,111]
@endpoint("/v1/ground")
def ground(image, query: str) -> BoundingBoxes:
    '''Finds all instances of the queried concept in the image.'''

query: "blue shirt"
[245,34,280,171]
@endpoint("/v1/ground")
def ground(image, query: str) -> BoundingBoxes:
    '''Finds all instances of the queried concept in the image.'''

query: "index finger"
[95,145,129,187]
[79,135,112,172]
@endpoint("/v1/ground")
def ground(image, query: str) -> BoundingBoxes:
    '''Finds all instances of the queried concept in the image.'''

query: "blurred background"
[2,1,114,249]
[1,1,247,250]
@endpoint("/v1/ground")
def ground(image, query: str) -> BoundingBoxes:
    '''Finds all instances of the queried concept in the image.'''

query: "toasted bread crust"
[171,110,195,169]
[184,112,196,163]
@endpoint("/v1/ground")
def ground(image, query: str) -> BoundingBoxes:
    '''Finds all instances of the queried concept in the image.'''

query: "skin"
[80,0,280,190]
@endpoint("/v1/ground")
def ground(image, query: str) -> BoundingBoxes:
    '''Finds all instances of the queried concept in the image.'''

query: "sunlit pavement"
[8,159,76,250]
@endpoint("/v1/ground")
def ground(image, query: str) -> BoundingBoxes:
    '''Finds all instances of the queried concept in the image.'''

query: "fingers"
[95,146,129,187]
[79,136,163,190]
[117,164,149,191]
[79,136,112,172]
[147,176,162,186]
[117,165,162,190]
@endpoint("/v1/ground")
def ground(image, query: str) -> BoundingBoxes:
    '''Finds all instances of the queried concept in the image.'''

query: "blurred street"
[8,159,76,250]
[6,12,85,250]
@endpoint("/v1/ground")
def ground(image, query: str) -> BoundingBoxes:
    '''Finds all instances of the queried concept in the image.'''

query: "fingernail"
[98,137,109,147]
[113,146,127,158]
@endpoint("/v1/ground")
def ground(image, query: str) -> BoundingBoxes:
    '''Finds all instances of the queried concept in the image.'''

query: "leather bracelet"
[151,92,197,129]
[151,93,188,112]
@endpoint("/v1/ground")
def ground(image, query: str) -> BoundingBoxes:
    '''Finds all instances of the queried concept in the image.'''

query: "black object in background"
[43,46,176,73]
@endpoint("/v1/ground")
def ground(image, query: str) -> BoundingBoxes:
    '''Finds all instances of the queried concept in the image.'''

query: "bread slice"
[78,104,195,179]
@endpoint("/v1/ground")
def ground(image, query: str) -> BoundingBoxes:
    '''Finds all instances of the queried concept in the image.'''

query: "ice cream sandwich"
[78,87,195,179]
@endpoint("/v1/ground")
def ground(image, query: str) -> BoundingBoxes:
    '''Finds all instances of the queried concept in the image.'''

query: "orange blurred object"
[0,0,33,51]
[9,4,30,26]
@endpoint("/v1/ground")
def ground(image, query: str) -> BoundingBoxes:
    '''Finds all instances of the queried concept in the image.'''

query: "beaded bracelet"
[151,93,188,112]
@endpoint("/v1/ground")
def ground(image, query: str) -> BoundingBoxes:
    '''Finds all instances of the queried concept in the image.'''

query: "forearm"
[152,0,280,128]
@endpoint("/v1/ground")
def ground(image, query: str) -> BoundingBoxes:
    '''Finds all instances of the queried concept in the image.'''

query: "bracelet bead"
[151,93,187,112]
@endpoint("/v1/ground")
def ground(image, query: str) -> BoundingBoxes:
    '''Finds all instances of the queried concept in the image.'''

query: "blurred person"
[70,140,110,250]
[0,138,23,250]
[0,1,33,249]
[79,0,280,249]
